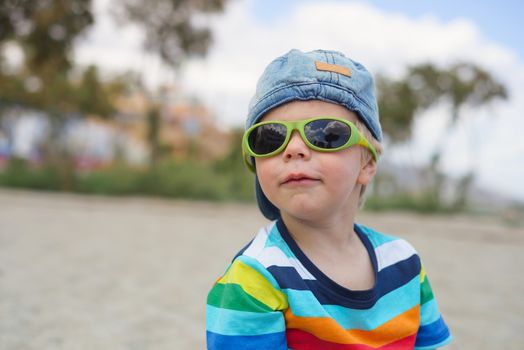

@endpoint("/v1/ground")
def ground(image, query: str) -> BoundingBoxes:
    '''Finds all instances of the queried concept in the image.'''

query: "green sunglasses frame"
[242,116,378,172]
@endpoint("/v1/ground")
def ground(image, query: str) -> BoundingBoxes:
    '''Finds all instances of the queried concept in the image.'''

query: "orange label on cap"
[315,61,352,77]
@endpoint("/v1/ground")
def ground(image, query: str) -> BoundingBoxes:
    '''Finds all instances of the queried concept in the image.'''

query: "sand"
[0,189,523,349]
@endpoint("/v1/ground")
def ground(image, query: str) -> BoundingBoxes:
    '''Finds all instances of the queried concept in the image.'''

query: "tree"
[0,0,94,89]
[376,76,419,144]
[0,0,230,193]
[75,65,116,117]
[0,0,97,114]
[376,62,507,209]
[409,63,507,208]
[112,0,228,166]
[113,0,227,67]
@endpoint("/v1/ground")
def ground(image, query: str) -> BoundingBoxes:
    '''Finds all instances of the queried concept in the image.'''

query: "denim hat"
[246,49,382,220]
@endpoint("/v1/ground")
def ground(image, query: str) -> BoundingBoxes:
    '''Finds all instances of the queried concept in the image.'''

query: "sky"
[249,0,524,60]
[75,0,524,202]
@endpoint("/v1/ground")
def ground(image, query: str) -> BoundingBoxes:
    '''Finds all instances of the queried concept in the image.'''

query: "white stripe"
[243,222,316,280]
[375,239,417,271]
[256,246,316,280]
[243,224,271,257]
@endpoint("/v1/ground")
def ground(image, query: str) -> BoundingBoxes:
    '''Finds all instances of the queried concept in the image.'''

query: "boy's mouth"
[281,173,320,186]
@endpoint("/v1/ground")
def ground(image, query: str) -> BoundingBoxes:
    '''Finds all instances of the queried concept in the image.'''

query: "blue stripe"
[266,254,420,309]
[379,254,421,295]
[284,289,330,317]
[323,275,420,330]
[415,335,452,350]
[264,224,296,258]
[267,266,306,289]
[355,223,397,248]
[283,275,419,328]
[415,316,451,347]
[420,298,441,326]
[207,330,287,350]
[206,305,285,336]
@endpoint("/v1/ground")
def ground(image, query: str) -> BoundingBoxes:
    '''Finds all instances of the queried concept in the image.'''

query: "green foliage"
[75,163,145,195]
[0,64,120,117]
[0,151,255,202]
[406,63,508,124]
[0,0,95,119]
[377,62,508,145]
[0,0,94,72]
[147,106,161,166]
[114,0,228,67]
[364,191,455,214]
[140,160,229,200]
[0,157,62,190]
[213,129,255,201]
[75,65,116,117]
[376,76,418,143]
[0,155,463,213]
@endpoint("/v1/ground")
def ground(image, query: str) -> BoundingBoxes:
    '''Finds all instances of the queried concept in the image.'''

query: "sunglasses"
[242,116,378,170]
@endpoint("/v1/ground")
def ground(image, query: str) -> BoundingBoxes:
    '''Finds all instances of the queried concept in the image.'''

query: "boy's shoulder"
[356,223,421,269]
[225,220,423,296]
[234,221,420,257]
[233,220,302,267]
[355,223,413,247]
[233,220,281,261]
[231,220,316,280]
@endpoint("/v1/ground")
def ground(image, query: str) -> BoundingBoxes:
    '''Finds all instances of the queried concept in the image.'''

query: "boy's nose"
[283,131,312,160]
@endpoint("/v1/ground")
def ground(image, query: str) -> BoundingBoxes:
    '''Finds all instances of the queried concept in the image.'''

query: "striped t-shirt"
[207,219,452,349]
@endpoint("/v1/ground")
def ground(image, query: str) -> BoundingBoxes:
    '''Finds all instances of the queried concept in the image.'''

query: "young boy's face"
[255,100,376,222]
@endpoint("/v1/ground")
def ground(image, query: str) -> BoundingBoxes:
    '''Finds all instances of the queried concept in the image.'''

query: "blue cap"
[246,49,382,220]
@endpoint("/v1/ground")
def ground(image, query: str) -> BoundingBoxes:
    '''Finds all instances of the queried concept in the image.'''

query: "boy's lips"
[281,173,320,186]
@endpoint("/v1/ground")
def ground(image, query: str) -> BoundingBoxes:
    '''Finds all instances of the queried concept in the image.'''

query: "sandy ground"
[0,188,523,350]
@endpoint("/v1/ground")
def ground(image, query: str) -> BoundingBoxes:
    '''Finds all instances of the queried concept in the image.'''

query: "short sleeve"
[206,256,289,349]
[414,264,452,349]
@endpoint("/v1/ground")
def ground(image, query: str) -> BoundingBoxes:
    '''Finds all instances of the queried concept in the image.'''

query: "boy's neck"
[280,208,360,253]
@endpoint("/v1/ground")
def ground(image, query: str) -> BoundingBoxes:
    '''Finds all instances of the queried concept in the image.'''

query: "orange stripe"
[284,305,420,347]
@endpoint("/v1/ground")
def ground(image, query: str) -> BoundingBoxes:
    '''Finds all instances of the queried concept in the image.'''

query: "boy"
[206,49,452,349]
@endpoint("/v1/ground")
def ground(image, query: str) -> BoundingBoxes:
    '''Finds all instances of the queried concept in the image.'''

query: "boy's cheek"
[255,158,276,179]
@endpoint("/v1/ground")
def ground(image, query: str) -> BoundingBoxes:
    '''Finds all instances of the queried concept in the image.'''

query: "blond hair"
[354,119,383,207]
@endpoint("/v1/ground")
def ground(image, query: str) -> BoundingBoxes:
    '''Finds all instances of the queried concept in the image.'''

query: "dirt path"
[1,189,522,349]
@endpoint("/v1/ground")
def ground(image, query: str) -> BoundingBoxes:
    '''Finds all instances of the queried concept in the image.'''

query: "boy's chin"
[278,196,359,223]
[280,203,332,222]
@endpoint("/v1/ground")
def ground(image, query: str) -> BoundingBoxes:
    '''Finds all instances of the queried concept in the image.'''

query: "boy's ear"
[357,157,377,186]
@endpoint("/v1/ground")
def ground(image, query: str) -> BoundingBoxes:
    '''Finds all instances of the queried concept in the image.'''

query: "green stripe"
[207,283,273,312]
[420,275,434,305]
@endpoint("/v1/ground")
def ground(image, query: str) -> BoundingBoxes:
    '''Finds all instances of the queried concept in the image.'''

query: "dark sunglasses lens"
[248,123,287,154]
[305,119,351,149]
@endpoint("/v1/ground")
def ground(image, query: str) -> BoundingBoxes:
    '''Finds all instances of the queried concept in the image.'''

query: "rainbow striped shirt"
[207,219,452,349]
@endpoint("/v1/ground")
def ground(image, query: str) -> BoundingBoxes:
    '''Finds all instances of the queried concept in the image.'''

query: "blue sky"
[366,0,523,60]
[250,0,524,60]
